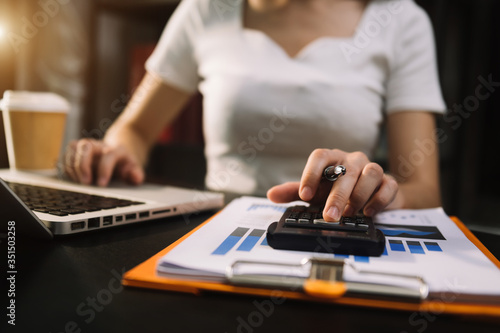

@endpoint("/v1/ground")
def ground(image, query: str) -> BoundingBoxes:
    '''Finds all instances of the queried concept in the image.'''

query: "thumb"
[267,182,301,203]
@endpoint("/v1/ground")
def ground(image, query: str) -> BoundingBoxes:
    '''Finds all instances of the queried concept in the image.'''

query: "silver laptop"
[0,169,223,239]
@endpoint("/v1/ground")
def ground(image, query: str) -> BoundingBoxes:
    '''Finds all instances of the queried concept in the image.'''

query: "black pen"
[323,165,346,182]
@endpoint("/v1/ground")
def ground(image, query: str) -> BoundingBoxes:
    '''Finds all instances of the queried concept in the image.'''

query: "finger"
[323,152,369,221]
[299,149,344,201]
[95,145,126,187]
[74,139,100,185]
[126,166,145,185]
[267,182,301,203]
[117,158,145,185]
[323,172,357,221]
[343,163,384,217]
[363,174,399,216]
[63,140,78,181]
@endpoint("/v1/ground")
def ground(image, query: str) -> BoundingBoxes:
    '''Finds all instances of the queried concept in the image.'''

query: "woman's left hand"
[267,149,399,221]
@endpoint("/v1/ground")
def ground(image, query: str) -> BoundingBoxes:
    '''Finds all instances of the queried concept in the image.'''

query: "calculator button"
[285,218,298,223]
[298,218,310,224]
[357,223,369,229]
[313,219,340,226]
[344,221,356,227]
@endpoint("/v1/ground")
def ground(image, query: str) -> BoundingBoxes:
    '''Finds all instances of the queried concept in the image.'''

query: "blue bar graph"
[424,242,443,252]
[237,229,266,252]
[212,227,249,255]
[389,240,405,252]
[383,239,443,256]
[354,256,370,263]
[407,241,425,254]
[260,237,269,246]
[332,254,369,263]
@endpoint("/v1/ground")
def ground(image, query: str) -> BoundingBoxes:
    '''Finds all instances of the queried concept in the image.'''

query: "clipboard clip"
[226,258,429,302]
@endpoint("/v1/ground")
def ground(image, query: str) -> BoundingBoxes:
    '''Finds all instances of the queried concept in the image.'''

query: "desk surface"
[4,203,500,333]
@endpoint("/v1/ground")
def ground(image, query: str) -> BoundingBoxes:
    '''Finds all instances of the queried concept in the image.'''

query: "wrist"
[393,182,441,210]
[104,126,148,167]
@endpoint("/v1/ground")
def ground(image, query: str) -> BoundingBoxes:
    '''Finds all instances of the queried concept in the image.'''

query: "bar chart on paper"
[211,203,286,255]
[211,220,447,264]
[369,212,447,263]
[212,228,268,255]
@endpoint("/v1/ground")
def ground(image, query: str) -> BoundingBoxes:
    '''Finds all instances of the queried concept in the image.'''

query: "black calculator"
[266,205,386,256]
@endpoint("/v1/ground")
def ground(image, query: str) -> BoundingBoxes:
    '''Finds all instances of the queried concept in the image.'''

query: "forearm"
[388,179,442,210]
[386,111,442,211]
[103,72,192,167]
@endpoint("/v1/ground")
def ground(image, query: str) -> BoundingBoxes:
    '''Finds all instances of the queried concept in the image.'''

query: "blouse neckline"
[237,0,375,60]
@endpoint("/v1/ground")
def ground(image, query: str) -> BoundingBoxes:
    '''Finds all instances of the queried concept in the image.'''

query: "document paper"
[157,196,500,301]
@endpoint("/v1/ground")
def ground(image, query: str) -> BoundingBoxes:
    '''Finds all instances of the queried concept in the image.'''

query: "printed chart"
[212,228,267,255]
[211,225,446,264]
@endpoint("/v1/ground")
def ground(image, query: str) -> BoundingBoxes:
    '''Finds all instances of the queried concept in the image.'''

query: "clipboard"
[122,213,500,318]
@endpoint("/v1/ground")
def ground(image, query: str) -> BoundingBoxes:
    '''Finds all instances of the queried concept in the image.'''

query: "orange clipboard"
[122,214,500,318]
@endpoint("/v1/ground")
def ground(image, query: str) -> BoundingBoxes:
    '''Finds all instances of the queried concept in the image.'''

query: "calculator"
[266,205,386,256]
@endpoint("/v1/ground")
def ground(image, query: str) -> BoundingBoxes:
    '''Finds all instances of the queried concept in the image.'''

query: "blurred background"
[0,0,499,231]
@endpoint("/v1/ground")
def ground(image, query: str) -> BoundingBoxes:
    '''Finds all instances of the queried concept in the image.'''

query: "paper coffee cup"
[1,91,69,170]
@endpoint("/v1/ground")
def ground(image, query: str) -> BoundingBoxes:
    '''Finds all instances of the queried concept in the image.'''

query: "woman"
[64,0,445,222]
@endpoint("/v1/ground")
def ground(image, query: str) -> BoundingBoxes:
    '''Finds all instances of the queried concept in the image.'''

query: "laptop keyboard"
[6,181,144,216]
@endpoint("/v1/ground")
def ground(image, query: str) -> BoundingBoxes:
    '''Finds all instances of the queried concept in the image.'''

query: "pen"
[323,165,346,182]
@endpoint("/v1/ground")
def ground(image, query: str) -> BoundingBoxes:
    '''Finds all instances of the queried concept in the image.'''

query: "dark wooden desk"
[3,204,500,333]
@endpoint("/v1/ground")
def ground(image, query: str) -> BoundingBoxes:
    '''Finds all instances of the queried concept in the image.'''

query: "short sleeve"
[385,3,446,114]
[145,0,203,93]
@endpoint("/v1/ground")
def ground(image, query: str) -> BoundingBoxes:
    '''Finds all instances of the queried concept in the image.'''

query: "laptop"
[0,168,224,239]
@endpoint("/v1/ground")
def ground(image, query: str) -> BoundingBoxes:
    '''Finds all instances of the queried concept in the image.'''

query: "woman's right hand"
[63,138,144,187]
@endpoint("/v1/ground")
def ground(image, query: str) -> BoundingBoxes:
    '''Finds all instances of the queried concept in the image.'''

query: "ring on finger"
[323,165,347,182]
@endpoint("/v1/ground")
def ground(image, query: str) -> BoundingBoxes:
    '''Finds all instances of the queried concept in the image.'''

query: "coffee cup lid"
[0,90,69,112]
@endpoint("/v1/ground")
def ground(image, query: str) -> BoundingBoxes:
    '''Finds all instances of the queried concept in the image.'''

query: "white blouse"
[146,0,446,195]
